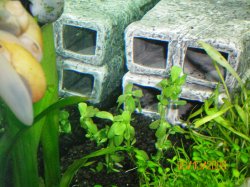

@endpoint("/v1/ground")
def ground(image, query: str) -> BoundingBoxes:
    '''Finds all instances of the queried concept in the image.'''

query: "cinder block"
[57,56,123,104]
[54,0,160,66]
[122,72,210,120]
[125,0,250,88]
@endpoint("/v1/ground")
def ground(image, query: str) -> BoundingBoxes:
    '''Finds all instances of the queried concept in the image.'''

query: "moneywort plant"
[78,83,142,171]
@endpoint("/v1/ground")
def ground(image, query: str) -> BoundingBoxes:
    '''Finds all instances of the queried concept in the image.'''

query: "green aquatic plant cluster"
[60,43,250,187]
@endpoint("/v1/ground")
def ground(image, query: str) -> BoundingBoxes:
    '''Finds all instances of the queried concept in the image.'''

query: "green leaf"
[173,100,187,106]
[172,125,186,134]
[113,122,126,136]
[85,121,98,134]
[129,126,135,139]
[176,75,187,86]
[149,119,161,129]
[117,95,126,108]
[114,135,124,146]
[194,105,233,128]
[232,168,240,178]
[171,66,182,82]
[96,162,104,172]
[158,79,168,88]
[193,151,200,157]
[34,96,87,123]
[59,121,71,134]
[78,103,87,117]
[59,110,70,120]
[135,149,149,161]
[94,185,103,187]
[155,122,168,138]
[113,115,123,122]
[132,90,143,98]
[234,104,247,125]
[126,97,135,112]
[86,106,99,118]
[192,157,203,161]
[96,111,114,121]
[124,83,133,93]
[108,125,115,139]
[122,111,131,122]
[123,129,130,141]
[240,153,249,164]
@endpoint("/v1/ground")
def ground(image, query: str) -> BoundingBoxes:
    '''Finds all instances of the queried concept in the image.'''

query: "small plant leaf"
[240,153,249,164]
[132,90,143,98]
[171,66,182,82]
[155,122,168,138]
[135,149,149,161]
[125,83,133,93]
[149,119,161,129]
[194,105,233,128]
[122,111,131,122]
[96,111,114,121]
[112,122,126,136]
[232,168,240,178]
[117,95,126,108]
[114,135,124,146]
[234,104,247,125]
[126,97,135,113]
[78,103,87,117]
[173,100,187,106]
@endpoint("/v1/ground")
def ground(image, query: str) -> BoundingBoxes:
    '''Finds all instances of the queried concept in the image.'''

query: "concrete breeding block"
[125,0,250,89]
[54,0,160,66]
[57,56,123,104]
[123,72,208,122]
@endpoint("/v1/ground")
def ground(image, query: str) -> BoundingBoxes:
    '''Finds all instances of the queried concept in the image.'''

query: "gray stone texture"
[124,0,249,119]
[54,0,160,103]
[54,0,160,66]
[125,0,250,89]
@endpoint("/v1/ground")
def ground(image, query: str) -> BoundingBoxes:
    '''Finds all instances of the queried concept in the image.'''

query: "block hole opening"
[133,84,160,112]
[184,47,228,82]
[165,98,203,125]
[133,37,168,69]
[178,99,203,121]
[62,70,94,96]
[63,25,97,55]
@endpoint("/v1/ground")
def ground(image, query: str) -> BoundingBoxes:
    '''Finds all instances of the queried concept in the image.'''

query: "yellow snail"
[0,0,46,125]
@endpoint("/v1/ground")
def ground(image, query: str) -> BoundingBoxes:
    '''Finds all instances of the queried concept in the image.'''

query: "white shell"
[0,55,33,125]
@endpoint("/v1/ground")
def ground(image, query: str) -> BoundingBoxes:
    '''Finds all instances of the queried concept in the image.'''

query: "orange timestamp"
[177,160,227,171]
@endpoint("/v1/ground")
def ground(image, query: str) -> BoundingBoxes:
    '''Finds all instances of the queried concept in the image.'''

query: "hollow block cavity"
[125,0,250,89]
[58,56,123,104]
[54,0,160,66]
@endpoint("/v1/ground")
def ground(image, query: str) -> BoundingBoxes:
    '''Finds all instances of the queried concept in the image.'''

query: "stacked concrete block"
[54,0,160,104]
[123,0,250,120]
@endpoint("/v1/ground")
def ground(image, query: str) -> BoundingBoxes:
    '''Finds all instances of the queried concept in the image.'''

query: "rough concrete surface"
[125,0,250,88]
[54,0,160,104]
